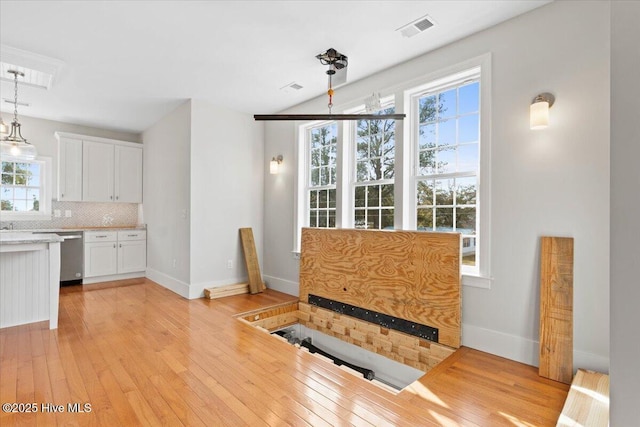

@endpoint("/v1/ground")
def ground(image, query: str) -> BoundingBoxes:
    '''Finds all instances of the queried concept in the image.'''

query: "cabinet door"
[114,145,143,203]
[82,141,114,202]
[117,240,146,274]
[84,242,118,277]
[58,137,83,201]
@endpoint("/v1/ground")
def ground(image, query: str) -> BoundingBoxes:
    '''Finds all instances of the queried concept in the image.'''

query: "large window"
[307,122,337,228]
[1,157,51,220]
[354,104,395,230]
[295,56,490,286]
[414,78,480,268]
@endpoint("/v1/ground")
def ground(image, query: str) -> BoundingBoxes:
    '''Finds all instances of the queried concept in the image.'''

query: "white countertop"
[0,232,64,245]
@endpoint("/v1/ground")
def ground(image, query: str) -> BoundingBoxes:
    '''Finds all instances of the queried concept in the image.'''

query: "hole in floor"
[271,323,425,392]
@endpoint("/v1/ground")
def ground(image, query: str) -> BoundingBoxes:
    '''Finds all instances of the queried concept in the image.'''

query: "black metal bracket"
[307,294,438,343]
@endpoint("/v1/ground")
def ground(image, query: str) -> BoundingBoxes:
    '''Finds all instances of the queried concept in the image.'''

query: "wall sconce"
[270,155,283,174]
[530,92,555,130]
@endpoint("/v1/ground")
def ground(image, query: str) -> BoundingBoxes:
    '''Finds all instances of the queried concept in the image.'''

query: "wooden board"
[557,369,609,427]
[539,236,574,384]
[204,283,249,299]
[299,228,461,348]
[239,228,265,294]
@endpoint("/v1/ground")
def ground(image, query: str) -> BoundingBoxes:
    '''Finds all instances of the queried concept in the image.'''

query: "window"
[307,122,337,228]
[295,55,491,287]
[414,78,480,270]
[353,104,396,230]
[0,157,52,220]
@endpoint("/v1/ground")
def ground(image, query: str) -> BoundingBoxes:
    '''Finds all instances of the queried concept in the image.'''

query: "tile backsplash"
[1,201,140,230]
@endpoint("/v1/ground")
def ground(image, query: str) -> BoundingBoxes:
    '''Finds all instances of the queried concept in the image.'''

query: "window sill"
[462,274,492,289]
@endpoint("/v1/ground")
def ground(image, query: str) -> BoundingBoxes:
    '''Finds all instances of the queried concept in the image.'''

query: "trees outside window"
[1,160,41,212]
[354,105,395,230]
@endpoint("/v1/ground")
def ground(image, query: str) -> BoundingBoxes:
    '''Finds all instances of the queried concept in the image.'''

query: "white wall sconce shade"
[270,155,283,174]
[530,92,555,130]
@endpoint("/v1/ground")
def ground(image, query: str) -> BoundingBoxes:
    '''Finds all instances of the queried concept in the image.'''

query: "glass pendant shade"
[1,70,37,160]
[1,140,38,160]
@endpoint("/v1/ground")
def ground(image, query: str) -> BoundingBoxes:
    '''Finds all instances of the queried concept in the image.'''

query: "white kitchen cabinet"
[114,145,143,203]
[57,136,83,201]
[117,230,147,273]
[84,232,118,278]
[83,141,115,202]
[55,132,143,203]
[84,230,146,279]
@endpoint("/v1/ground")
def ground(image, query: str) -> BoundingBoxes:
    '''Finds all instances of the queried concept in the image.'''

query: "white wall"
[143,99,264,299]
[610,1,640,424]
[7,115,140,197]
[142,101,192,293]
[263,0,610,371]
[189,99,264,297]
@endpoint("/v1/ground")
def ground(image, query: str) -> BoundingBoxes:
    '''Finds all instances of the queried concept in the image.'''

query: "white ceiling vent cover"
[280,82,304,94]
[397,14,435,38]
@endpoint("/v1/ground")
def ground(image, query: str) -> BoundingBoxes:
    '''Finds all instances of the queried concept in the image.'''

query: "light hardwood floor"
[0,279,568,426]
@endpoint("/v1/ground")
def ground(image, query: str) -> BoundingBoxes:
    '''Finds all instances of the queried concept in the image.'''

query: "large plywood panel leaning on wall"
[299,228,462,349]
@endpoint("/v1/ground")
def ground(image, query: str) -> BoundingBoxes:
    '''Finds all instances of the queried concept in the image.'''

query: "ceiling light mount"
[254,48,404,121]
[1,69,37,160]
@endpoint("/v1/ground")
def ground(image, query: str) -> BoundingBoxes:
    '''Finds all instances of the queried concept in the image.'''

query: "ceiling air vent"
[280,82,304,94]
[397,14,435,38]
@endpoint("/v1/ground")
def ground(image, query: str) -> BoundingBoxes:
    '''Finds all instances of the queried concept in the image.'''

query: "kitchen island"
[0,232,63,329]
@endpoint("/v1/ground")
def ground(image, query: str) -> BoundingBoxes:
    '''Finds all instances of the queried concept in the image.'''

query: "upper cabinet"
[57,136,83,202]
[55,132,143,203]
[115,145,143,203]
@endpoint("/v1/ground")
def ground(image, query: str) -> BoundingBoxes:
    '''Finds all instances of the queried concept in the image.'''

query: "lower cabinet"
[84,230,146,279]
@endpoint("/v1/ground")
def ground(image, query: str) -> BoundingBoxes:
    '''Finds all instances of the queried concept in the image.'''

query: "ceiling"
[0,1,550,134]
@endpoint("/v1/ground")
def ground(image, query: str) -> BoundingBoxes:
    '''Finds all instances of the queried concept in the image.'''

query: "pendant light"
[0,70,37,160]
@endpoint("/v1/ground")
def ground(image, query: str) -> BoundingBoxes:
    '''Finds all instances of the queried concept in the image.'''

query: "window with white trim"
[413,77,480,271]
[295,56,491,286]
[1,156,52,220]
[353,103,396,230]
[307,122,337,228]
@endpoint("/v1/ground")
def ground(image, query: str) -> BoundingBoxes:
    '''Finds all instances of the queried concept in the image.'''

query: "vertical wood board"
[539,236,574,384]
[299,228,461,348]
[239,228,265,294]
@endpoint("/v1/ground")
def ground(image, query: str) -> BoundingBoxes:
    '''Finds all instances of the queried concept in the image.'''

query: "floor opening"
[272,323,425,392]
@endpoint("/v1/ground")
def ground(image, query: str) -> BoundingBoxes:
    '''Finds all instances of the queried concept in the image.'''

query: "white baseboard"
[462,323,609,373]
[83,271,145,285]
[145,268,190,299]
[263,274,299,296]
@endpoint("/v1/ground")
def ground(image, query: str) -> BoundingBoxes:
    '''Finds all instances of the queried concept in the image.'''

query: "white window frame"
[293,54,492,288]
[403,57,492,287]
[0,155,53,221]
[346,97,397,231]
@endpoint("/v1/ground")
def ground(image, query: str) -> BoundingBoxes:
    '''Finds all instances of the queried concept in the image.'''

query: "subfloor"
[0,278,568,426]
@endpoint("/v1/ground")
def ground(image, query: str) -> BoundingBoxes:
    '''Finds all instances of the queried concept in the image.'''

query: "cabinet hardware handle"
[116,196,119,200]
[119,244,122,248]
[113,244,116,248]
[96,235,107,238]
[127,234,137,237]
[61,193,64,198]
[110,195,113,200]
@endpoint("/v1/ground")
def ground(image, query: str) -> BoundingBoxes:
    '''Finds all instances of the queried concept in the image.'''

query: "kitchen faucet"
[1,222,14,230]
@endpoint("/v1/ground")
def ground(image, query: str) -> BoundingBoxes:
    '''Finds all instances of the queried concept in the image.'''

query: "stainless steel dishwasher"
[42,231,84,285]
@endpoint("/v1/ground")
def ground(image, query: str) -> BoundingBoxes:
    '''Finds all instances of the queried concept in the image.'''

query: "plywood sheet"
[539,236,574,384]
[299,228,461,348]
